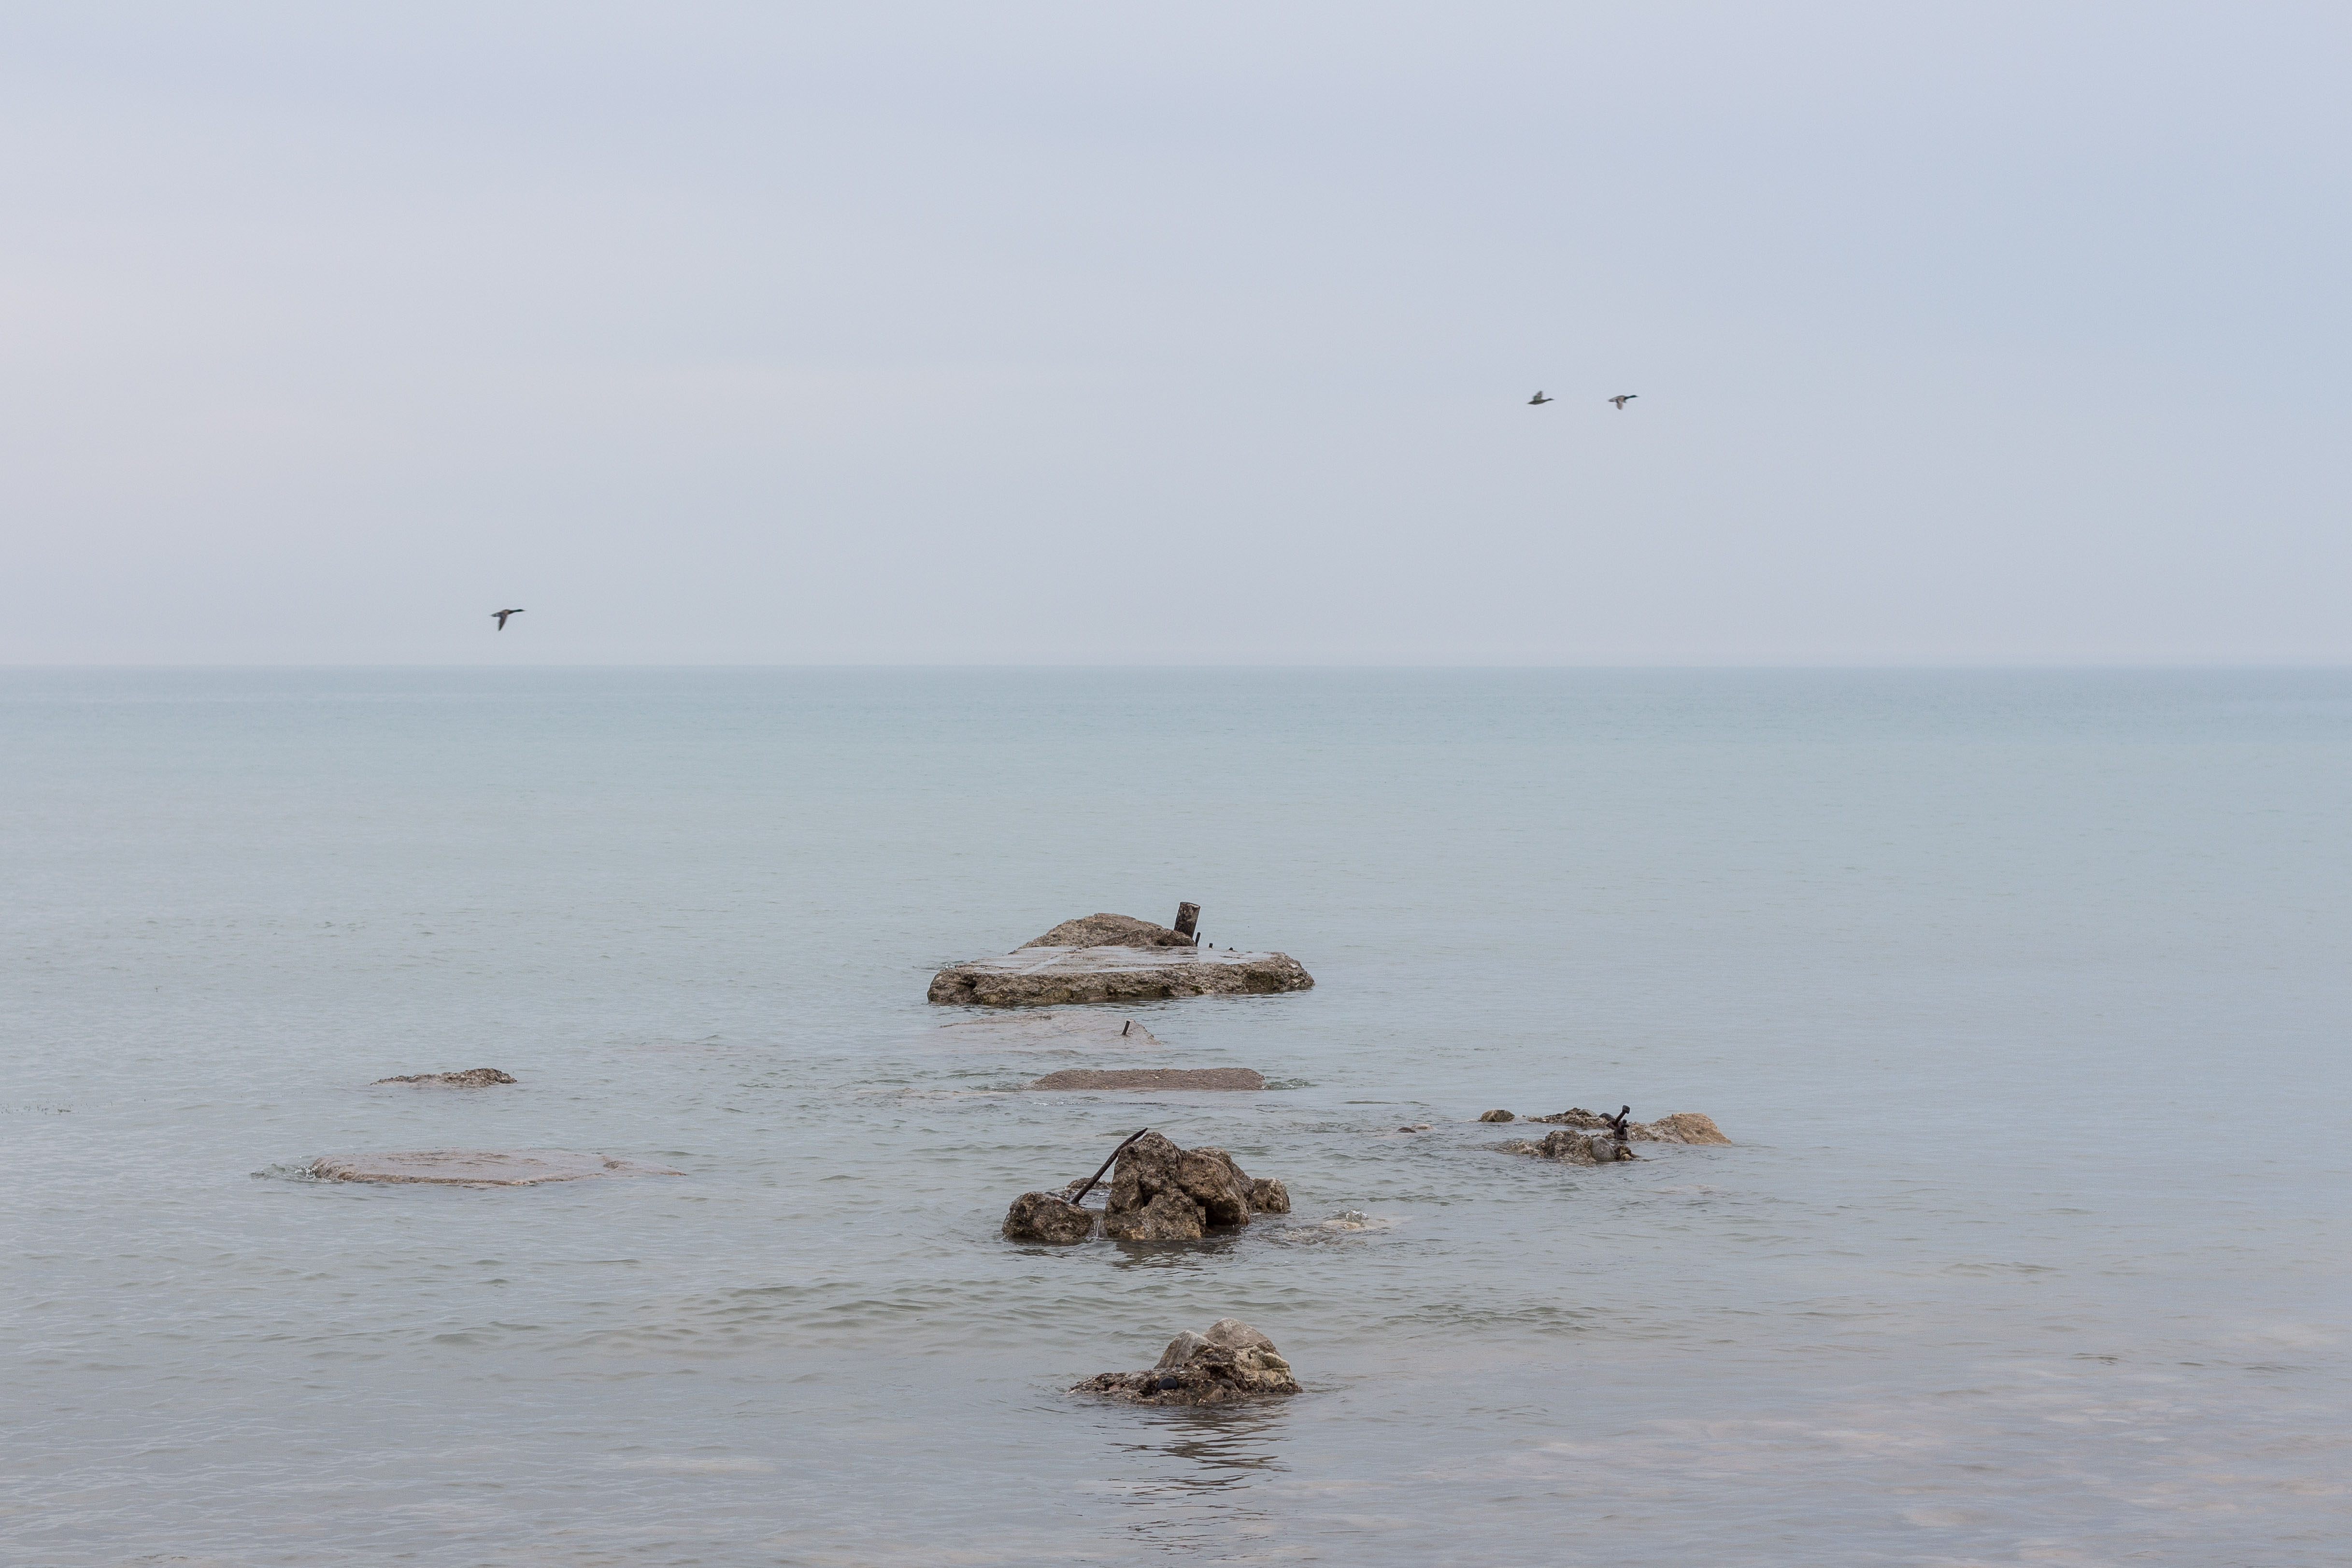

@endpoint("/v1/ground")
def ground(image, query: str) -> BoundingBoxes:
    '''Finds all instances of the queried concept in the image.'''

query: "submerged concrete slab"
[310,1150,683,1186]
[928,945,1313,1008]
[1026,1067,1266,1091]
[928,1011,1168,1052]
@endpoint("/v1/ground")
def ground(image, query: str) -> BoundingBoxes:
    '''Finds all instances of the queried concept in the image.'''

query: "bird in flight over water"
[492,608,524,630]
[1527,390,1554,405]
[1609,394,1637,410]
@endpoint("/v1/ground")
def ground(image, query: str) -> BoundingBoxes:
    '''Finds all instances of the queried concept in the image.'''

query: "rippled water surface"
[3,668,2346,1566]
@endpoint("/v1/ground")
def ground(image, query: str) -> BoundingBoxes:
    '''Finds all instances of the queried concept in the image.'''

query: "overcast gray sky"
[2,2,2345,664]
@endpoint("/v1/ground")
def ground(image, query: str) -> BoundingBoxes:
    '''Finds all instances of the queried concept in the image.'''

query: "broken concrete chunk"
[931,915,1312,1007]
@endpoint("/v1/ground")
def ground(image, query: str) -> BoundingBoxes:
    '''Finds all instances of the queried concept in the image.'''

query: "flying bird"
[1527,391,1554,405]
[492,608,524,630]
[1609,394,1637,410]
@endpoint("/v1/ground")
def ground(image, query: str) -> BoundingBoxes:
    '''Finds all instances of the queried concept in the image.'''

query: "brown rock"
[1073,1318,1300,1405]
[371,1069,516,1087]
[1022,913,1194,949]
[1003,1191,1099,1244]
[1641,1112,1732,1144]
[1025,1068,1266,1092]
[1098,1131,1288,1238]
[309,1150,679,1185]
[1478,1108,1514,1122]
[1103,1189,1206,1240]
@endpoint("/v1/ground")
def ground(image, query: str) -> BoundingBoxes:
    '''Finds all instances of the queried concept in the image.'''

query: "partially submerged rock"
[1026,1068,1266,1092]
[1003,1190,1099,1243]
[371,1068,516,1087]
[930,915,1312,1007]
[1500,1129,1637,1164]
[1073,1318,1300,1405]
[1023,913,1194,949]
[1477,1108,1514,1122]
[1518,1108,1731,1144]
[309,1150,681,1186]
[1001,1132,1291,1243]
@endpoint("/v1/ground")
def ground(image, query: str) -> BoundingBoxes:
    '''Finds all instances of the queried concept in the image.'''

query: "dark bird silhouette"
[491,609,524,630]
[1528,390,1554,405]
[1609,394,1637,410]
[1607,1105,1632,1141]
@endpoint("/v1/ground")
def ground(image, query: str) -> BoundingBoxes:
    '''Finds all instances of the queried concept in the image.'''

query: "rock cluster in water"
[371,1068,517,1087]
[1496,1109,1731,1163]
[1001,1130,1290,1243]
[1072,1318,1300,1405]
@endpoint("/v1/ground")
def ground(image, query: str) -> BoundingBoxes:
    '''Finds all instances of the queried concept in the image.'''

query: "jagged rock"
[1026,1068,1266,1091]
[1478,1108,1514,1122]
[309,1150,680,1185]
[1500,1128,1637,1164]
[1073,1317,1300,1405]
[1003,1191,1099,1244]
[1098,1131,1285,1240]
[1105,1189,1206,1240]
[1022,913,1194,949]
[371,1069,516,1086]
[928,938,1313,1007]
[1246,1177,1290,1214]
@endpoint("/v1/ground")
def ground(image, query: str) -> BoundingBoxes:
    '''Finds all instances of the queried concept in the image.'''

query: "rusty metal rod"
[1068,1127,1150,1206]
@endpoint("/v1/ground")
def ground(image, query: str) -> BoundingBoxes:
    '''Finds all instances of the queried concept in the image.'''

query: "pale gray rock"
[371,1069,516,1086]
[1003,1191,1099,1244]
[1025,1068,1266,1091]
[1075,1318,1300,1405]
[309,1150,680,1185]
[929,941,1312,1008]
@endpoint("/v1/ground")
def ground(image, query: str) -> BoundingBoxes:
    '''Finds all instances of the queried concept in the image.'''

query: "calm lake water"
[3,668,2346,1566]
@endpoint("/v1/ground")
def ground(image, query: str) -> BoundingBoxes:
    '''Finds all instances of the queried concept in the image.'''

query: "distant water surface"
[2,668,2346,1566]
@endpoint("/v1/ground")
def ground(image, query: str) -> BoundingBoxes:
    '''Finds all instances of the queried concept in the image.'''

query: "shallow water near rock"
[2,668,2347,1565]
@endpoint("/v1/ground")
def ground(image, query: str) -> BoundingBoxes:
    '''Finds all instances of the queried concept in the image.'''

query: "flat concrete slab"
[1026,1068,1266,1091]
[929,945,1312,1007]
[309,1150,683,1186]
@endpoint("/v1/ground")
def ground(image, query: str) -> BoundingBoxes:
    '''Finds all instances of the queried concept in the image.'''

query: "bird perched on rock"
[1608,394,1637,410]
[491,608,524,630]
[1527,390,1554,405]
